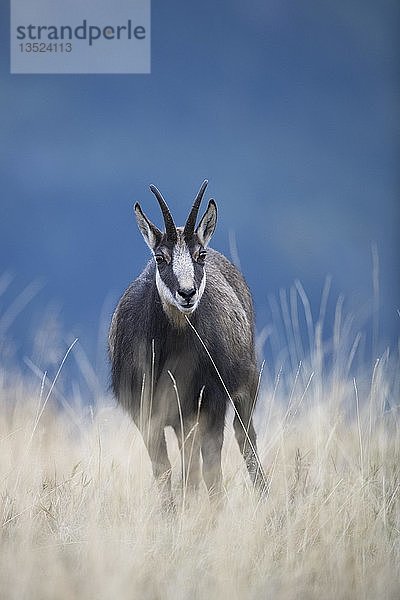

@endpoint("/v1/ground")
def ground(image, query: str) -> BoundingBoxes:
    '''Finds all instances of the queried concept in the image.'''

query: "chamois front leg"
[144,426,174,510]
[233,397,267,495]
[175,418,201,492]
[200,417,224,501]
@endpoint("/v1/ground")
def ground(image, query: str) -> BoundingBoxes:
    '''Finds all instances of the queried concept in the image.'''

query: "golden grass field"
[0,274,399,599]
[1,337,399,600]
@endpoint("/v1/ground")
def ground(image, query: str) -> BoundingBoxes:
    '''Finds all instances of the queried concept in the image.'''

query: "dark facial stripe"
[157,262,180,293]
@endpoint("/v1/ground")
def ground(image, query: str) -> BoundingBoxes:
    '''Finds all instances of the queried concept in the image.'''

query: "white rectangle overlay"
[11,0,150,74]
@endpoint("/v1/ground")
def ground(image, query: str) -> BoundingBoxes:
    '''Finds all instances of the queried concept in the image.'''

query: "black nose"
[177,287,196,302]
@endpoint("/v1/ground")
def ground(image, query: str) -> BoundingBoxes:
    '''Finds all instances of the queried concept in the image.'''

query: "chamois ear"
[196,199,217,247]
[134,203,162,251]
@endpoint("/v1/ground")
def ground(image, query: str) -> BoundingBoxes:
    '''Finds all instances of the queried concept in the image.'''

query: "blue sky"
[0,0,398,380]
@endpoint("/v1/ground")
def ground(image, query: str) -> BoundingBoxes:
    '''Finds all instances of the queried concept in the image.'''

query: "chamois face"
[154,229,207,314]
[134,180,217,317]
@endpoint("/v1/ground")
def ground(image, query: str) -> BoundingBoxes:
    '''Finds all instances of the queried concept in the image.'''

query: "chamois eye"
[198,250,207,262]
[155,254,164,265]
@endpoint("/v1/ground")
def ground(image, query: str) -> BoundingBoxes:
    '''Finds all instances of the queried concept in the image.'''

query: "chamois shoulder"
[108,260,157,358]
[205,248,254,316]
[118,261,156,309]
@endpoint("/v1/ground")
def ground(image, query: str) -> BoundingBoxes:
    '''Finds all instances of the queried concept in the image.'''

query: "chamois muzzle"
[177,287,197,307]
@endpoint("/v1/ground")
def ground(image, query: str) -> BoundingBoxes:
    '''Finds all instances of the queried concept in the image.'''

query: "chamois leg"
[233,398,267,495]
[200,421,224,500]
[145,428,174,509]
[175,419,201,492]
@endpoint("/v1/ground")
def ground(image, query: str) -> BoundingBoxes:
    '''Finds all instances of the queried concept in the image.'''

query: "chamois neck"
[160,298,190,330]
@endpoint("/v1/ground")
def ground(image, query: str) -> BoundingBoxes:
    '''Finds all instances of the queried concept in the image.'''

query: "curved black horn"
[149,184,177,242]
[183,179,208,239]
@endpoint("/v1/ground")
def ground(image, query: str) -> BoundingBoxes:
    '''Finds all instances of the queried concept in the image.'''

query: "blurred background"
[0,1,398,392]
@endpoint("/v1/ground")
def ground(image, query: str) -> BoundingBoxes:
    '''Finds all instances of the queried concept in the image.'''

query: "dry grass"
[1,347,399,600]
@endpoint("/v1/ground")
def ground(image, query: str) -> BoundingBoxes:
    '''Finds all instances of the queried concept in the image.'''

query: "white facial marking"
[156,269,176,306]
[172,242,195,290]
[155,240,207,323]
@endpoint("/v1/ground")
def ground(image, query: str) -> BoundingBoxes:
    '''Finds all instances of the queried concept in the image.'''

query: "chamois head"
[134,180,217,316]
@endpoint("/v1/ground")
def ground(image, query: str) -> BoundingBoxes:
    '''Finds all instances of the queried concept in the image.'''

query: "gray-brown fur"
[109,181,265,504]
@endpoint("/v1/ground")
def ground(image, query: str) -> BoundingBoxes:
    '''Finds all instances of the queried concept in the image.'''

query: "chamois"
[109,180,265,502]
